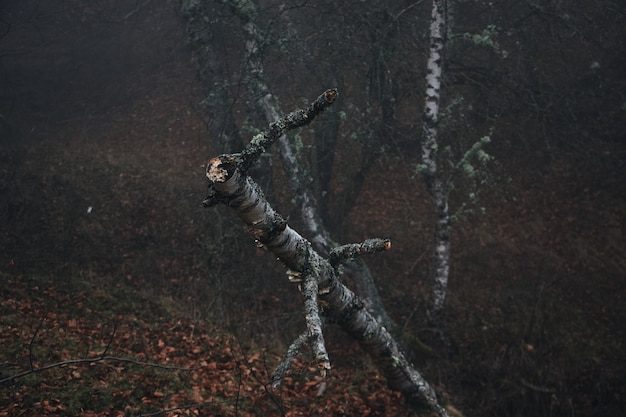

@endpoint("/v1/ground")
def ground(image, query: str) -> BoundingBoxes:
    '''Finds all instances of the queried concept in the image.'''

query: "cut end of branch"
[206,156,235,183]
[323,88,338,103]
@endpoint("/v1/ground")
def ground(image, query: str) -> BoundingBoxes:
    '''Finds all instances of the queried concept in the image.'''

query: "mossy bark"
[203,90,449,416]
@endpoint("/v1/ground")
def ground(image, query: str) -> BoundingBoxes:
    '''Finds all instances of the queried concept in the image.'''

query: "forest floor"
[0,57,432,416]
[1,27,625,417]
[0,272,413,417]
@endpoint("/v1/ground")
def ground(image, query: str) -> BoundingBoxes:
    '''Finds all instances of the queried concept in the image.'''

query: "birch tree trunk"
[223,0,394,330]
[203,90,450,417]
[419,0,451,329]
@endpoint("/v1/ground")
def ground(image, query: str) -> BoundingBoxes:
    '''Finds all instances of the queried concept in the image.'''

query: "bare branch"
[302,269,330,376]
[329,238,392,267]
[271,331,308,389]
[28,315,46,371]
[101,321,118,358]
[238,88,338,171]
[2,319,192,386]
[0,356,194,386]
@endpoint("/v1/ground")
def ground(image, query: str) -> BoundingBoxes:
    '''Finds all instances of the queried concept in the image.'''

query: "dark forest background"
[1,0,624,416]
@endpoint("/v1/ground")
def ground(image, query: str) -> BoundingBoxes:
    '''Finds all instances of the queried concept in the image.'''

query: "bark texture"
[420,0,451,328]
[225,0,394,330]
[204,90,449,416]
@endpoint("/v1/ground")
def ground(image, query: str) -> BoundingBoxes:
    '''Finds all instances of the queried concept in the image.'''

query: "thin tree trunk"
[225,0,394,329]
[419,0,451,329]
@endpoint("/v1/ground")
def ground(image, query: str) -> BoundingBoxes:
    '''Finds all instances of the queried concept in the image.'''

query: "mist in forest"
[1,1,624,416]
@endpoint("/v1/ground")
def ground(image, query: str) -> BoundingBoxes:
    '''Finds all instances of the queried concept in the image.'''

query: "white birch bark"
[420,0,451,328]
[204,90,450,416]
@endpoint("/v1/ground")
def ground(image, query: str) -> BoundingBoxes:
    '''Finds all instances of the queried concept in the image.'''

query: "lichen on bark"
[203,89,450,416]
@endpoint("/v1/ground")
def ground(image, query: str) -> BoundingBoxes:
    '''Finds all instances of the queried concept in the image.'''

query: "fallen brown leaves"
[0,274,416,416]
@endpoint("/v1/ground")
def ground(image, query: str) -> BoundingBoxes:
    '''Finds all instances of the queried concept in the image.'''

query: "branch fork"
[204,89,448,416]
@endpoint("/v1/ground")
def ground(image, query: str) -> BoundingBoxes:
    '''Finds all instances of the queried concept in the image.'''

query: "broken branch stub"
[329,238,392,267]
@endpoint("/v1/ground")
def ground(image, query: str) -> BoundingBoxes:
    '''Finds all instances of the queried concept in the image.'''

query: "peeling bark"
[203,90,449,416]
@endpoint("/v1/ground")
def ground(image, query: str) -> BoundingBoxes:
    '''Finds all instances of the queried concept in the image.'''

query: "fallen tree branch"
[271,331,309,389]
[225,0,395,330]
[1,320,193,386]
[302,267,330,376]
[0,356,194,386]
[329,238,392,267]
[203,89,449,416]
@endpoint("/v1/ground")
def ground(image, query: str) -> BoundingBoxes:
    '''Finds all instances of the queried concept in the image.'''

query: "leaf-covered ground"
[0,274,417,417]
[1,3,624,416]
